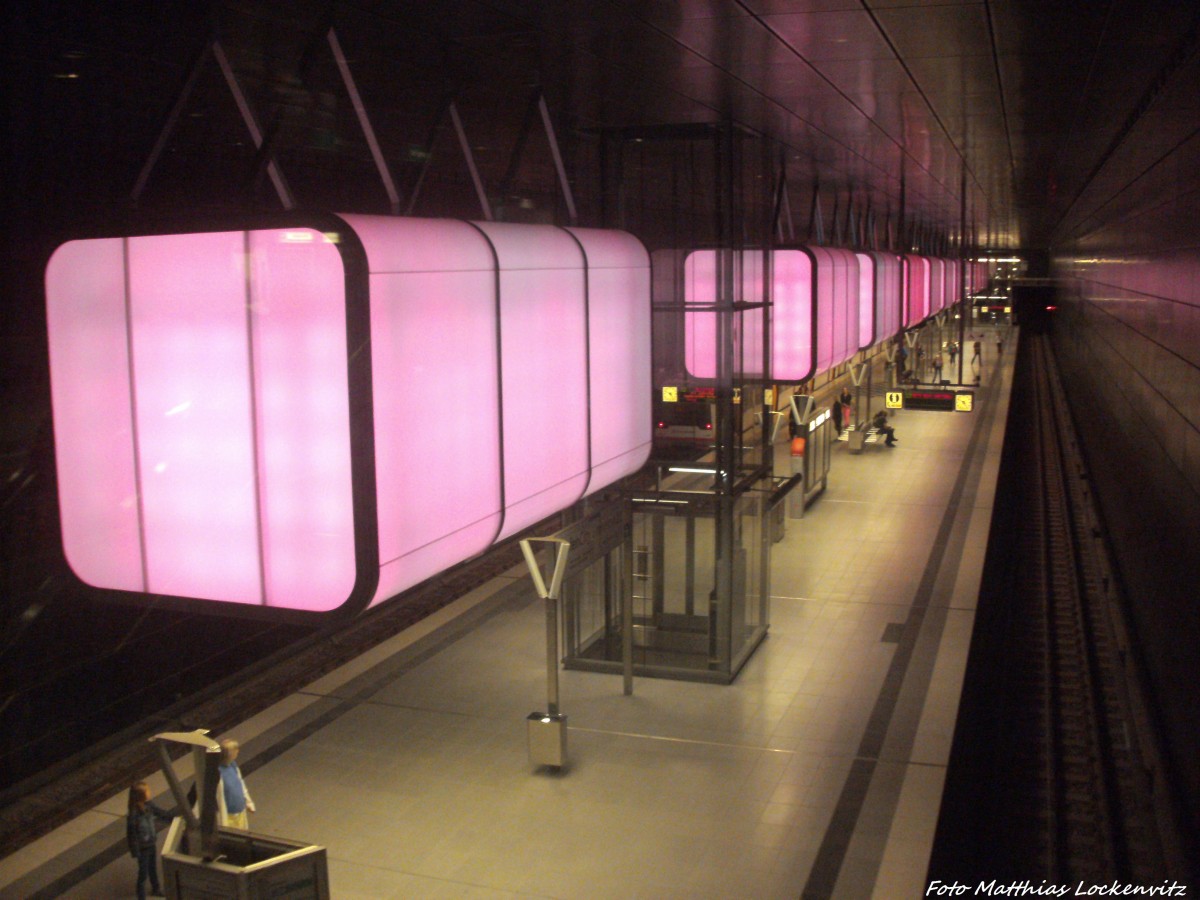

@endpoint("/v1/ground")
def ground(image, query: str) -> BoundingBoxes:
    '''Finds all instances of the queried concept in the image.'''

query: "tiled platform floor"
[1,327,1015,900]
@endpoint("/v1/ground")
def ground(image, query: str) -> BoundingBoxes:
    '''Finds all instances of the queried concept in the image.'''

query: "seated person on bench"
[872,410,897,447]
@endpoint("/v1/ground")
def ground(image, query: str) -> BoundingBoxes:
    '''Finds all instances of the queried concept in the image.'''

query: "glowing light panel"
[47,216,651,618]
[905,255,932,325]
[46,238,143,592]
[47,228,355,612]
[683,249,814,382]
[929,258,945,314]
[869,252,902,344]
[567,228,653,492]
[855,253,875,349]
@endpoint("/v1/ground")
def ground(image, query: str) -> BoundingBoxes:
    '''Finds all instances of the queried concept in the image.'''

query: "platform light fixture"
[45,215,652,619]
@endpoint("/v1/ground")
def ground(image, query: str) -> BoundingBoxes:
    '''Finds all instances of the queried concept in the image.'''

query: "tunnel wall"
[1052,233,1200,844]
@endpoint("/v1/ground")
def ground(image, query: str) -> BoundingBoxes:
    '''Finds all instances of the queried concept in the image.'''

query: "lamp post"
[520,537,572,769]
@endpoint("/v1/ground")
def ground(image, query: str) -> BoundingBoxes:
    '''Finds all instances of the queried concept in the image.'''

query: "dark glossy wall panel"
[1061,245,1200,498]
[1053,232,1200,839]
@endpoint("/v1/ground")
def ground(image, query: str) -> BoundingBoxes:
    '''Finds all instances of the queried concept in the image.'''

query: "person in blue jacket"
[217,738,256,829]
[126,781,171,900]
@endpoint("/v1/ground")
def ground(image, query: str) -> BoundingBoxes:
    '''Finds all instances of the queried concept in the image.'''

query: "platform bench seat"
[843,426,883,453]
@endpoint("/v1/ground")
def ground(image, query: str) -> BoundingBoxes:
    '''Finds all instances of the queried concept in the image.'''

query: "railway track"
[0,525,538,854]
[1015,334,1165,880]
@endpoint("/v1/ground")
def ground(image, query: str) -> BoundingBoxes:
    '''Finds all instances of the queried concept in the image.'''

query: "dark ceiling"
[7,0,1200,252]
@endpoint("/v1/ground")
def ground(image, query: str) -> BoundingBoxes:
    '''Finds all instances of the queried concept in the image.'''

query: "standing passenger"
[127,782,171,900]
[838,387,853,429]
[217,739,256,830]
[932,354,944,383]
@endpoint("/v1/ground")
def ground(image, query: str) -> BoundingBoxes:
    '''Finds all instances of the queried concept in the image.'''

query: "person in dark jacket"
[872,409,897,446]
[127,781,171,899]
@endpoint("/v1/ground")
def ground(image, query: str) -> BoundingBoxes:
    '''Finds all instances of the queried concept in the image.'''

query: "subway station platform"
[1,328,1015,900]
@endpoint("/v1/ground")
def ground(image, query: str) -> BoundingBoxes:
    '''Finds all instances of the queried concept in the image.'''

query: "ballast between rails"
[1021,335,1167,880]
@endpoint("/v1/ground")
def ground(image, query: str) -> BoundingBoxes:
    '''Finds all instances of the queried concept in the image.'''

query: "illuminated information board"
[886,389,975,411]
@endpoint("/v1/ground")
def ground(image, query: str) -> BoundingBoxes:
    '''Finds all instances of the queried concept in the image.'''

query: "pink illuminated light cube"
[45,214,651,619]
[905,254,932,325]
[683,248,816,382]
[868,251,902,345]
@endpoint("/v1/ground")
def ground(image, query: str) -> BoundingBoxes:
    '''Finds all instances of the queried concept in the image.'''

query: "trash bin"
[527,712,568,768]
[161,818,330,899]
[847,429,867,454]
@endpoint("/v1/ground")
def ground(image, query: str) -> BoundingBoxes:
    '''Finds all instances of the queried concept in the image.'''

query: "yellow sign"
[732,388,741,405]
[764,388,775,405]
[662,386,678,402]
[955,392,974,412]
[885,391,904,409]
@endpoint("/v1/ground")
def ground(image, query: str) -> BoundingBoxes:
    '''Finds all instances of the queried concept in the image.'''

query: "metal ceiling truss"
[129,25,579,225]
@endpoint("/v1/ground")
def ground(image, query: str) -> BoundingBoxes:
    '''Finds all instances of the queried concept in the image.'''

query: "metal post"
[810,176,824,244]
[131,40,213,207]
[544,593,559,716]
[155,740,200,834]
[328,28,401,214]
[782,175,796,241]
[212,40,295,210]
[520,538,571,767]
[621,522,634,697]
[449,102,494,221]
[712,123,738,672]
[539,94,578,225]
[958,162,968,385]
[405,97,447,216]
[151,730,222,860]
